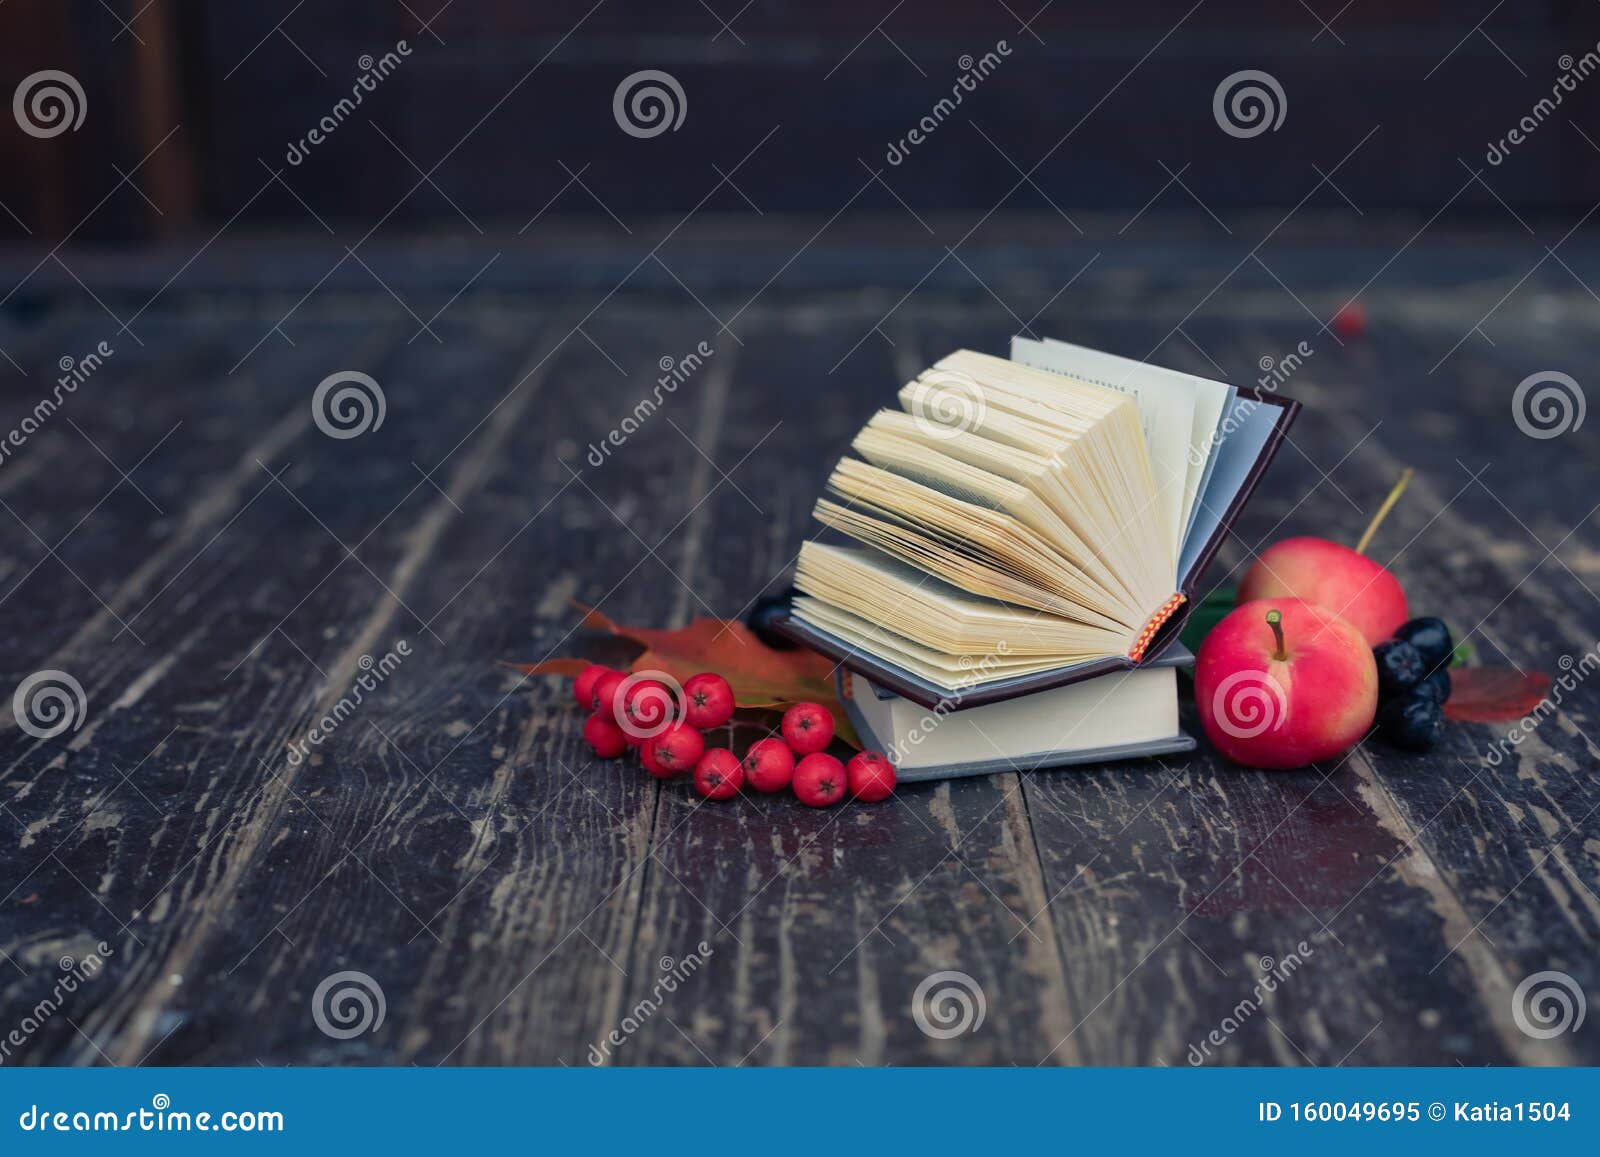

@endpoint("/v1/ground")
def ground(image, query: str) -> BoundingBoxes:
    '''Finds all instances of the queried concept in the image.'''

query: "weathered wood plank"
[0,312,535,1065]
[0,312,357,689]
[145,308,745,1065]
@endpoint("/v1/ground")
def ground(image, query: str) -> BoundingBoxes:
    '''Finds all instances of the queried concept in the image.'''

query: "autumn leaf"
[1444,667,1552,723]
[514,657,590,678]
[504,604,859,747]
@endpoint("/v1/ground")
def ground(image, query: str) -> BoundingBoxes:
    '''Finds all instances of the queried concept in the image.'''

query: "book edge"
[1179,389,1302,597]
[836,677,1198,782]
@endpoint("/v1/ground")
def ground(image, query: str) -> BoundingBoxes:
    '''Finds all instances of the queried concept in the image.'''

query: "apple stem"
[1354,467,1415,555]
[1266,609,1287,661]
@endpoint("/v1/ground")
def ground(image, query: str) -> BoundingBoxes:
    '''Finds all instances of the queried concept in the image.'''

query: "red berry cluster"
[572,664,896,807]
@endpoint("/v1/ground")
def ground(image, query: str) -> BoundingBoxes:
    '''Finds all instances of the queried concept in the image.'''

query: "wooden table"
[0,224,1596,1066]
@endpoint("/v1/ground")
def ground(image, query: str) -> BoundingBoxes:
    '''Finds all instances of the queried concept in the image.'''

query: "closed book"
[837,644,1195,780]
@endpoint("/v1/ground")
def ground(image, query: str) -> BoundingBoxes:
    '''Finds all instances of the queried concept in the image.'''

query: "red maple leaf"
[1444,667,1553,723]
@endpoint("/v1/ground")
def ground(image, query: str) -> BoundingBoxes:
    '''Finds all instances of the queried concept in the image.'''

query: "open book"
[775,336,1299,710]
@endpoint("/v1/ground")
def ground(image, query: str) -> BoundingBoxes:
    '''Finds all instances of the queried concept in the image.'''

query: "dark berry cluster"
[571,664,895,806]
[1372,617,1453,752]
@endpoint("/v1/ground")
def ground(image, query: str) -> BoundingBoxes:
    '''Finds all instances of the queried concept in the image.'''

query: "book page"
[1043,336,1233,553]
[1178,395,1278,583]
[1011,337,1192,562]
[1186,381,1230,497]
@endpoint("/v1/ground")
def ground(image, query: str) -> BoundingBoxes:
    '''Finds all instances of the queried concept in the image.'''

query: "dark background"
[4,0,1600,241]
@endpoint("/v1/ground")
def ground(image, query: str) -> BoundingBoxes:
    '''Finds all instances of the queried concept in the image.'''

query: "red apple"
[1196,597,1377,769]
[1237,536,1407,646]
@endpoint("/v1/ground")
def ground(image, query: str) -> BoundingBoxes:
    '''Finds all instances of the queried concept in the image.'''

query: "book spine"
[1128,593,1187,662]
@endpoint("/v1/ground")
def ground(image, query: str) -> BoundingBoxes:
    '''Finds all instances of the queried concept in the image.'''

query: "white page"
[1186,382,1231,521]
[1177,396,1278,582]
[1181,387,1236,546]
[1010,336,1194,565]
[1043,337,1232,551]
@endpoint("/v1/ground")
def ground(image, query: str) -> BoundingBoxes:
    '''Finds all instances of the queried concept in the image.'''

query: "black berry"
[1375,639,1427,699]
[1377,695,1444,752]
[1393,617,1453,674]
[745,592,797,650]
[1414,668,1451,705]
